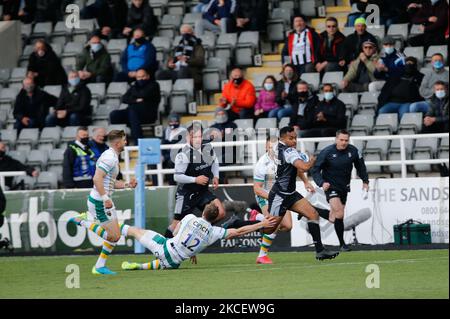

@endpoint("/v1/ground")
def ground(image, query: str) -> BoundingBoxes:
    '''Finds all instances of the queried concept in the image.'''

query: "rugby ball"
[298,151,310,163]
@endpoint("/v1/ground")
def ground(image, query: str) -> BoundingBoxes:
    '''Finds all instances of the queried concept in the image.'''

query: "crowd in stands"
[0,0,448,188]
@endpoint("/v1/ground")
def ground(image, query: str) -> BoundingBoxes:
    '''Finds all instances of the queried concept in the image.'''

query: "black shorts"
[325,188,348,205]
[268,191,304,217]
[174,190,217,221]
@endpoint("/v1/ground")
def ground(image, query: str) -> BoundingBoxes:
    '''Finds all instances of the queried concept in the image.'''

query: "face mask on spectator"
[69,77,80,87]
[24,84,35,93]
[135,37,146,45]
[80,137,89,145]
[37,50,46,57]
[298,91,309,99]
[384,46,395,55]
[169,123,180,129]
[136,79,148,87]
[435,90,446,99]
[216,114,228,124]
[433,60,444,70]
[324,92,334,101]
[264,83,274,91]
[404,64,416,75]
[233,77,244,85]
[284,71,294,80]
[91,43,102,52]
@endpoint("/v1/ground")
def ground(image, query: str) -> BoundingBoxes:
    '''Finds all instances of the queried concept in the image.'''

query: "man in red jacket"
[219,68,256,121]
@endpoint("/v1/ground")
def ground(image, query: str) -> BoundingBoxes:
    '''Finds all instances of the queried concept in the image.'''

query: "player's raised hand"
[261,216,279,228]
[195,175,210,185]
[104,199,113,209]
[305,182,315,193]
[322,182,331,191]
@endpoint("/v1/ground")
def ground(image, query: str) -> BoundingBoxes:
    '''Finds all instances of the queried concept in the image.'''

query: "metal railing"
[122,133,449,184]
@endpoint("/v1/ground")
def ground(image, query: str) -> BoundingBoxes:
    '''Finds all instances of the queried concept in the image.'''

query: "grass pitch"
[0,249,447,299]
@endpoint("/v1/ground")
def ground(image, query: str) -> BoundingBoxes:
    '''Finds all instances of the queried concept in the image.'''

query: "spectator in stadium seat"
[13,77,58,132]
[377,57,425,120]
[161,113,187,185]
[408,0,449,49]
[45,71,92,127]
[220,67,256,121]
[0,141,39,190]
[316,17,346,73]
[282,14,321,76]
[110,69,161,143]
[341,39,380,93]
[206,107,238,183]
[88,127,109,161]
[81,0,128,38]
[410,53,449,114]
[195,0,236,36]
[123,0,158,39]
[1,0,35,23]
[370,36,406,92]
[27,39,67,88]
[116,27,158,82]
[76,31,114,84]
[421,81,449,133]
[290,81,319,135]
[158,25,206,90]
[275,64,299,120]
[254,76,280,120]
[300,83,346,138]
[234,0,268,33]
[341,17,378,65]
[63,126,96,189]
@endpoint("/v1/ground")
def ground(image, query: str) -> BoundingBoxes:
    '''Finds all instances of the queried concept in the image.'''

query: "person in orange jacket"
[219,67,256,121]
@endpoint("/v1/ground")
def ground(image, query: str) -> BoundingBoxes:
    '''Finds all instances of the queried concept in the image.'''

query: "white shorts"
[140,230,180,269]
[87,195,117,225]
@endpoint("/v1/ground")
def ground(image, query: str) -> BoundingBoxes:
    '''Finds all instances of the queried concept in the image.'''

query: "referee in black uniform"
[165,124,226,238]
[311,129,369,251]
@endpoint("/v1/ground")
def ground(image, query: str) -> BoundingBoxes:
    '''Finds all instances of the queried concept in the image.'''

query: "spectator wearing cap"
[410,53,450,114]
[341,39,380,93]
[161,113,187,185]
[158,25,206,90]
[206,107,238,183]
[76,31,114,84]
[341,17,378,65]
[408,0,449,49]
[316,17,347,73]
[116,27,158,82]
[281,14,321,76]
[370,36,406,92]
[421,81,449,133]
[377,57,425,120]
[220,68,256,121]
[27,39,67,88]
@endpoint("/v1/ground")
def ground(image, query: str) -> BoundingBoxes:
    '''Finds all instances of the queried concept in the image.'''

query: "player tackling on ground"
[70,130,137,275]
[121,202,277,270]
[311,129,369,251]
[265,126,339,260]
